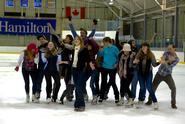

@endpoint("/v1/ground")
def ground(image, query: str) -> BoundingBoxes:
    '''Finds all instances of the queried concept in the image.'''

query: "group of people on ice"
[15,17,179,112]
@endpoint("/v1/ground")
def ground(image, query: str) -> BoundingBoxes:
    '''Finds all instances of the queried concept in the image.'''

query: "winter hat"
[27,42,38,54]
[123,43,131,51]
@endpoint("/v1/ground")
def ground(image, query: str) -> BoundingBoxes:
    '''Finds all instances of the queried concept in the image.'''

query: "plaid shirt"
[157,51,179,76]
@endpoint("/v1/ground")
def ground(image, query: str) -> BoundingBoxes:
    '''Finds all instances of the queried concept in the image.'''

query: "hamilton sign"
[0,18,56,35]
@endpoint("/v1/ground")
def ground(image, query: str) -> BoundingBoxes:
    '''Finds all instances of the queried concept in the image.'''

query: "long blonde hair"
[24,50,35,60]
[74,36,84,48]
[45,42,58,58]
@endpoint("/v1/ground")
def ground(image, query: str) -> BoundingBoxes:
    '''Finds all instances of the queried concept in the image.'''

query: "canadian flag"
[65,6,86,19]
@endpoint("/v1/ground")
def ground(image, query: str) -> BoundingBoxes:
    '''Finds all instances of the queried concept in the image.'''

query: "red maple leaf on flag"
[66,6,85,19]
[72,9,79,16]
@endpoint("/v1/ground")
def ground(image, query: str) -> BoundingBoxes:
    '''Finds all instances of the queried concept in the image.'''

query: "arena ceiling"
[68,0,185,20]
[83,0,185,19]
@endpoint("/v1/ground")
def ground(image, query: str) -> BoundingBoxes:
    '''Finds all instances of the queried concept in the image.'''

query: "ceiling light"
[155,0,166,10]
[109,0,114,5]
[155,0,161,6]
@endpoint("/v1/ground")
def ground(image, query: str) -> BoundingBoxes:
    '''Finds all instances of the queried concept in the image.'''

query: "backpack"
[23,52,36,71]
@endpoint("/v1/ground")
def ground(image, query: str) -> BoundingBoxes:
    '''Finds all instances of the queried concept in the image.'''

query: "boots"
[84,94,89,102]
[136,101,144,109]
[32,94,37,103]
[91,95,98,105]
[33,93,40,103]
[145,97,152,105]
[125,98,134,106]
[171,104,177,109]
[153,102,159,110]
[116,97,124,106]
[26,94,30,103]
[145,100,152,105]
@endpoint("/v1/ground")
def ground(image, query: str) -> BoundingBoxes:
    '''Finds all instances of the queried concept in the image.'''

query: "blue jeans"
[82,69,100,96]
[131,70,138,99]
[138,71,157,102]
[89,69,99,96]
[72,68,86,108]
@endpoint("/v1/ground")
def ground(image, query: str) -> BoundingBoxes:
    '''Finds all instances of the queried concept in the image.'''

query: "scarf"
[118,53,129,78]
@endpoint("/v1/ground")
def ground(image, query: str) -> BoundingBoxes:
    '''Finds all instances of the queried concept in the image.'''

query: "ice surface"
[0,54,185,124]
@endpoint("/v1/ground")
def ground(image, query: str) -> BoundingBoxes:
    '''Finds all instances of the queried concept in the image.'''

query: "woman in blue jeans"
[133,42,160,110]
[71,36,91,112]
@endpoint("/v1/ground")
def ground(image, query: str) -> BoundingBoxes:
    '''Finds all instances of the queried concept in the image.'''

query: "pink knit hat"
[27,42,38,54]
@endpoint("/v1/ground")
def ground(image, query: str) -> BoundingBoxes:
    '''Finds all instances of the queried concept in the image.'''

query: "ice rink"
[0,53,185,124]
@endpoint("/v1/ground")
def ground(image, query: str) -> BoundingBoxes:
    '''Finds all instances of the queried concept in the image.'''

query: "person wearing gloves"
[68,17,99,101]
[71,36,91,112]
[15,42,38,103]
[68,16,97,45]
[41,41,61,103]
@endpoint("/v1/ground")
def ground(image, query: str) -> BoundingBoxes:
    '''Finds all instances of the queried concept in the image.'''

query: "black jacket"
[58,45,72,62]
[72,47,90,70]
[38,42,48,69]
[45,55,58,72]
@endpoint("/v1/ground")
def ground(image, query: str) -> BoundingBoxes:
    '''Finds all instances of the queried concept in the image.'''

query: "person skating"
[68,16,98,101]
[133,42,160,110]
[35,35,48,102]
[71,36,91,112]
[81,38,99,105]
[47,23,75,102]
[41,41,61,103]
[117,43,136,106]
[98,37,120,104]
[15,43,38,103]
[57,35,75,104]
[58,35,74,103]
[145,44,179,109]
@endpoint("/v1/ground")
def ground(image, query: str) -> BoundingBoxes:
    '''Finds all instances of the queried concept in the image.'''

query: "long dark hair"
[136,42,154,60]
[66,34,73,44]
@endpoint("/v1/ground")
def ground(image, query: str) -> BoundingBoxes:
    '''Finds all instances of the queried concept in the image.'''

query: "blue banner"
[21,0,28,8]
[0,18,56,35]
[34,0,42,8]
[6,0,14,7]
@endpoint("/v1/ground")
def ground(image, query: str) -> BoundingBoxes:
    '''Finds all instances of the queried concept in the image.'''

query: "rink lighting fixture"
[155,0,161,6]
[109,0,114,5]
[155,0,166,10]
